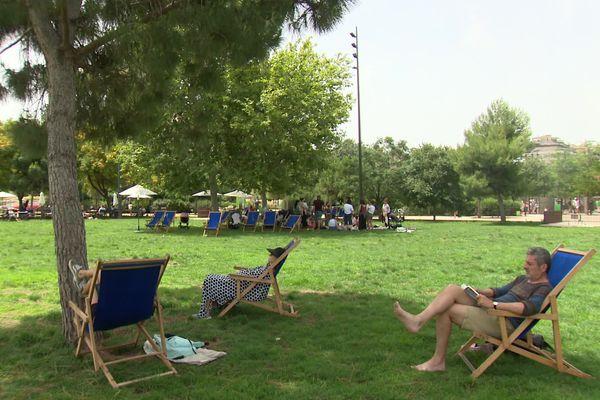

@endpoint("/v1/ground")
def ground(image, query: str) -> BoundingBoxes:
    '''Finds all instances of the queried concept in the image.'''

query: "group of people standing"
[292,196,398,231]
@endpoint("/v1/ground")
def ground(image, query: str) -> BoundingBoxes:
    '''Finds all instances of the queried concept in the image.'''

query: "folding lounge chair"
[145,211,165,229]
[219,238,301,318]
[457,245,596,379]
[242,211,259,231]
[156,211,176,231]
[203,211,222,236]
[262,210,277,232]
[220,211,230,229]
[280,214,301,233]
[68,257,176,388]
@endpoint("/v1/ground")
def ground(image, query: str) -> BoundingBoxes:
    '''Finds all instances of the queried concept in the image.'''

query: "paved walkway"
[405,213,600,227]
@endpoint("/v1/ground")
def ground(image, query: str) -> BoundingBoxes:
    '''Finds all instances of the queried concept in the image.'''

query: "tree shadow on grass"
[1,289,599,399]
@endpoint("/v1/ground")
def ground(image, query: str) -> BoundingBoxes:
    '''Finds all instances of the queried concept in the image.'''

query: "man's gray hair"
[527,247,552,271]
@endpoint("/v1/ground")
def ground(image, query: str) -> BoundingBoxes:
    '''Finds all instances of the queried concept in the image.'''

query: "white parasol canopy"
[119,184,157,199]
[223,190,251,198]
[112,192,119,207]
[192,190,222,197]
[0,191,17,199]
[39,192,46,206]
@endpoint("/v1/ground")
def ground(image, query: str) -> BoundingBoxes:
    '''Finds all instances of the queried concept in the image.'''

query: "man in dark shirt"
[393,247,552,372]
[313,195,324,230]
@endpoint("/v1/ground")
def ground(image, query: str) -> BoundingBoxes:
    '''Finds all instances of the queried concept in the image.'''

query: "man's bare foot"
[393,301,421,333]
[412,359,446,372]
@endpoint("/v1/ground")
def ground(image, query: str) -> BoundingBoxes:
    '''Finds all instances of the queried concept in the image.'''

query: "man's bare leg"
[394,284,473,333]
[414,304,469,372]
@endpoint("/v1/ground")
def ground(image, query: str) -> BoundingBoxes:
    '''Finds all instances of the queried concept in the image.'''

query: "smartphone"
[461,284,479,300]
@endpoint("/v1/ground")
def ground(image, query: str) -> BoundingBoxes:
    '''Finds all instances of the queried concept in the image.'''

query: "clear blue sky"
[285,0,600,147]
[2,0,599,148]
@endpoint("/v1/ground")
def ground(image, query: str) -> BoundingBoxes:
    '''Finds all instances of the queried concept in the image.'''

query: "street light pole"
[350,27,364,203]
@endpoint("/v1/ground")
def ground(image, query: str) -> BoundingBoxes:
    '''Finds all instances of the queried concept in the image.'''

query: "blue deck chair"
[203,211,222,236]
[262,210,277,232]
[219,238,301,318]
[457,245,596,379]
[68,257,176,388]
[146,211,165,229]
[280,214,301,233]
[157,211,176,231]
[242,211,259,231]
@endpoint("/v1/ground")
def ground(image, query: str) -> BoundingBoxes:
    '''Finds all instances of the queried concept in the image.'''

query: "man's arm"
[475,288,495,297]
[475,295,526,314]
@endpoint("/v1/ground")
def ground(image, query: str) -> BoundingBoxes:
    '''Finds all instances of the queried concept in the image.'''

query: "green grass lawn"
[1,219,599,399]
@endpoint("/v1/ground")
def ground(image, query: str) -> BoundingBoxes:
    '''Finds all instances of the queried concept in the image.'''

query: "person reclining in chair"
[192,246,286,319]
[393,247,552,372]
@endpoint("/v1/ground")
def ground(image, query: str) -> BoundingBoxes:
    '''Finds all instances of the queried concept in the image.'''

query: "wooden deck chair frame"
[456,245,596,379]
[218,238,301,318]
[261,210,277,232]
[242,211,259,232]
[68,256,177,388]
[203,211,222,236]
[220,211,230,230]
[280,214,301,233]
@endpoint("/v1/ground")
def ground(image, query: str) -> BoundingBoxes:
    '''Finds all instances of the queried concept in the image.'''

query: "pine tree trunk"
[28,2,88,344]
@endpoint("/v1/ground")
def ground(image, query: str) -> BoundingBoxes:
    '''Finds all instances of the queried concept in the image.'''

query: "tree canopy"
[457,99,532,222]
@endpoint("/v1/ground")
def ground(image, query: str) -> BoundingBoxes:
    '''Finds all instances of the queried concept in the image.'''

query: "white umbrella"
[223,190,251,198]
[192,190,222,197]
[112,192,119,207]
[119,185,157,231]
[0,191,17,209]
[39,192,46,206]
[0,191,17,199]
[119,184,157,198]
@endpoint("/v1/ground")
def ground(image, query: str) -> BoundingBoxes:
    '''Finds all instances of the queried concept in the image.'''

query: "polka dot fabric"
[196,266,271,318]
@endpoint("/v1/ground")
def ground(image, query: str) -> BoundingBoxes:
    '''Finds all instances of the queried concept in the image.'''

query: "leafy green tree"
[314,138,359,202]
[400,144,462,220]
[0,0,355,343]
[364,137,409,205]
[0,120,48,207]
[572,143,600,212]
[547,151,578,209]
[227,40,352,200]
[520,155,553,198]
[458,99,532,222]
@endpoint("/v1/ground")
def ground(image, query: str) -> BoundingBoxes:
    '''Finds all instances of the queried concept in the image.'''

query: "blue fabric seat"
[242,211,260,231]
[203,211,222,236]
[146,211,164,229]
[280,214,301,233]
[262,210,277,232]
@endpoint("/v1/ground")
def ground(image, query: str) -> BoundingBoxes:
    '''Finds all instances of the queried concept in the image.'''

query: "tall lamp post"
[350,27,364,203]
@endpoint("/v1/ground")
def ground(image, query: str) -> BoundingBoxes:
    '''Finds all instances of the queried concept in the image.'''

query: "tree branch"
[0,28,32,56]
[75,0,182,58]
[25,1,61,59]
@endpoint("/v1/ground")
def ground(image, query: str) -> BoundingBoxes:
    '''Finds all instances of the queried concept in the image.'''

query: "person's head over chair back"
[267,241,295,275]
[267,247,286,265]
[525,247,551,283]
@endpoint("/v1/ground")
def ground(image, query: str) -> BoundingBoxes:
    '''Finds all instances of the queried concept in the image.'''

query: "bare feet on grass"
[393,301,421,333]
[412,359,446,372]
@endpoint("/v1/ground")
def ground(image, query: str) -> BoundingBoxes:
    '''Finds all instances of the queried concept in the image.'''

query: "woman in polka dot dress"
[194,247,286,319]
